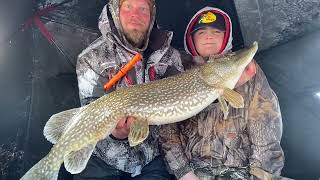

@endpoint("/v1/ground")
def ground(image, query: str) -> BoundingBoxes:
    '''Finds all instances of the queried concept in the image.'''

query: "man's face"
[119,0,151,47]
[193,27,225,57]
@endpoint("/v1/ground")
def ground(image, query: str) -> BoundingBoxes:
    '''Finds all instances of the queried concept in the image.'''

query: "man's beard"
[123,29,147,48]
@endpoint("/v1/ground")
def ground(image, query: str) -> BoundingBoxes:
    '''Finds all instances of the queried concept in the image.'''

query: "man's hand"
[111,116,135,139]
[236,61,256,87]
[179,172,199,180]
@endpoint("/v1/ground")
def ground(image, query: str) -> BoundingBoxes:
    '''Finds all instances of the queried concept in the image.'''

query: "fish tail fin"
[20,156,60,180]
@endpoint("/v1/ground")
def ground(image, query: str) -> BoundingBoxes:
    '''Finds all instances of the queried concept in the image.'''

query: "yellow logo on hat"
[199,12,217,24]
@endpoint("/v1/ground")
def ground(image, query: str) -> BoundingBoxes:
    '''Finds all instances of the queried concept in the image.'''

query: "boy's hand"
[236,61,256,87]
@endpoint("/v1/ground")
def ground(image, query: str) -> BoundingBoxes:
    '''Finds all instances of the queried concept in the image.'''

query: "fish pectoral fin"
[128,117,149,147]
[218,96,229,119]
[64,143,95,174]
[44,107,83,144]
[222,88,244,108]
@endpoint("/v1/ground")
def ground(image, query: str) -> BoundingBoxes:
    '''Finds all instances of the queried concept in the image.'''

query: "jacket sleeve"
[161,48,185,78]
[76,48,110,106]
[247,65,284,177]
[159,123,193,179]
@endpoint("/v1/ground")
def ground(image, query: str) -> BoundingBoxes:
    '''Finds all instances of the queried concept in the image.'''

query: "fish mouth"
[251,41,258,53]
[236,41,258,68]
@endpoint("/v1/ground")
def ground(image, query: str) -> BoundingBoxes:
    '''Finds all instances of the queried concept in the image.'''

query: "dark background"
[0,0,319,179]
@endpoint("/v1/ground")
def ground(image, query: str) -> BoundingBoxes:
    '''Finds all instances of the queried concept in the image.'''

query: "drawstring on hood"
[184,7,233,56]
[98,0,156,53]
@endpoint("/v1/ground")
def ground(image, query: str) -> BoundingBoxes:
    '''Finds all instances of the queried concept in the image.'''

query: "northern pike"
[20,42,258,180]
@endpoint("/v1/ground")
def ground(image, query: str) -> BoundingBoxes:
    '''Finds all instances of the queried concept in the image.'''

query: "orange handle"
[104,53,143,90]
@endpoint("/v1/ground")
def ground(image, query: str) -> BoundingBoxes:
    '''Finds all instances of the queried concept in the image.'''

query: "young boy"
[159,7,284,180]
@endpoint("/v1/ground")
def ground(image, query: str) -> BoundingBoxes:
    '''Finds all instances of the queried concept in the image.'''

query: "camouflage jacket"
[159,58,284,179]
[76,0,183,176]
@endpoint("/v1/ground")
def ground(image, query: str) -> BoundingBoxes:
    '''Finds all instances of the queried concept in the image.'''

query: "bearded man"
[74,0,184,179]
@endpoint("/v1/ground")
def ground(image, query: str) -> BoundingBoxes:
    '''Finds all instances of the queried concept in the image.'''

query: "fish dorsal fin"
[222,88,244,108]
[128,117,149,147]
[64,143,95,174]
[44,107,82,144]
[218,96,229,119]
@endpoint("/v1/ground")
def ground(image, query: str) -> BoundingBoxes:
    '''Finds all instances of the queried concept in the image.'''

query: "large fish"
[20,42,258,180]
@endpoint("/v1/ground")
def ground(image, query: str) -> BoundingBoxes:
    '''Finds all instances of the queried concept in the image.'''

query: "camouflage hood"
[184,7,233,56]
[98,0,156,52]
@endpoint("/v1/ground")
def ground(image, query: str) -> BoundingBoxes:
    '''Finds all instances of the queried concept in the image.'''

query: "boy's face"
[119,0,151,47]
[193,26,225,57]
